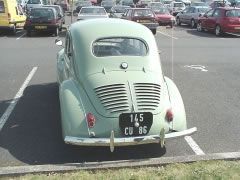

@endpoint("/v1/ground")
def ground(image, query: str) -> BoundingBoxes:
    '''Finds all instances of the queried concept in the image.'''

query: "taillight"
[165,108,173,122]
[8,13,11,21]
[87,113,96,128]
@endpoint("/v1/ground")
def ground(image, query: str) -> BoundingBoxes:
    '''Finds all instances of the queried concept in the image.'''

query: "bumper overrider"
[64,127,197,152]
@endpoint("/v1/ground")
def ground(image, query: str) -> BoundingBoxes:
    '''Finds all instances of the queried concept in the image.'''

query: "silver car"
[176,6,210,28]
[77,6,109,21]
[25,0,43,12]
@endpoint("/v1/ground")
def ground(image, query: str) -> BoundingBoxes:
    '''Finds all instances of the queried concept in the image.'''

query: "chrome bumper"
[64,127,197,147]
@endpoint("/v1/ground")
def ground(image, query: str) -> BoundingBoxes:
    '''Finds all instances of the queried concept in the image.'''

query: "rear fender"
[59,79,95,138]
[164,76,187,131]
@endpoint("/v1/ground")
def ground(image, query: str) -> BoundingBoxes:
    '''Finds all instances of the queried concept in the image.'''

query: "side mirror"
[55,39,63,46]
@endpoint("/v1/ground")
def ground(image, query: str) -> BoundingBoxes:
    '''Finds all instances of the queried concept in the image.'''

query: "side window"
[0,1,5,13]
[206,9,214,17]
[212,9,221,17]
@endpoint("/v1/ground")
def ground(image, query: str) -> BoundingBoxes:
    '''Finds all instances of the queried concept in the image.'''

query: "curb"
[0,152,240,177]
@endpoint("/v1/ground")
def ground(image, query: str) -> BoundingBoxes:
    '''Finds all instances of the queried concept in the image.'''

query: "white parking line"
[157,31,178,40]
[16,33,26,40]
[185,136,205,155]
[0,67,38,131]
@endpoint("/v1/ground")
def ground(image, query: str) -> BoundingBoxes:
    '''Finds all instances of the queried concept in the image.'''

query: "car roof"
[129,8,152,10]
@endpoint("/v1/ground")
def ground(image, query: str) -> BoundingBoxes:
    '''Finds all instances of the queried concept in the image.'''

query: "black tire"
[54,27,59,36]
[12,24,16,35]
[191,19,196,28]
[152,29,156,35]
[197,22,203,32]
[26,30,31,37]
[215,25,222,36]
[176,17,181,26]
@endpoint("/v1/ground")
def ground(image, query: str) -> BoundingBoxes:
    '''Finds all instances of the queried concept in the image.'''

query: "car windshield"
[93,38,148,57]
[30,8,54,18]
[133,9,154,17]
[154,7,169,14]
[80,8,106,15]
[27,0,41,4]
[225,9,240,17]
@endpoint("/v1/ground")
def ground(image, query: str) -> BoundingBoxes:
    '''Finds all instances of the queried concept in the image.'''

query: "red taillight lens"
[87,113,96,128]
[165,108,173,122]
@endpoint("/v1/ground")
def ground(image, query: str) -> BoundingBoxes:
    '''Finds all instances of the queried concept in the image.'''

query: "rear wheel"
[215,25,222,36]
[191,19,195,28]
[176,17,181,26]
[26,30,31,37]
[197,22,203,32]
[11,24,16,35]
[152,29,156,35]
[54,27,59,36]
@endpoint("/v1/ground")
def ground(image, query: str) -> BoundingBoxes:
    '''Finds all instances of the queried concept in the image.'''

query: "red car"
[121,8,158,34]
[153,7,175,28]
[197,7,240,36]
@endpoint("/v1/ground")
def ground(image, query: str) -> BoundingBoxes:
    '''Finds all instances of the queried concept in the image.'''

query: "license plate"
[35,26,47,29]
[119,112,153,136]
[235,27,240,30]
[139,20,151,23]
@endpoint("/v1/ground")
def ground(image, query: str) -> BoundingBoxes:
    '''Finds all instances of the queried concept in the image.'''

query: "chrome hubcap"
[197,23,201,31]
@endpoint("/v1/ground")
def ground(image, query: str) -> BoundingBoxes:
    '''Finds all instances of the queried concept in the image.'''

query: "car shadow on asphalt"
[0,82,166,166]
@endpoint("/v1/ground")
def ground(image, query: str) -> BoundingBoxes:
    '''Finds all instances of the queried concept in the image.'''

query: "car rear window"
[225,9,240,17]
[28,0,41,4]
[93,38,148,57]
[133,9,154,17]
[30,8,54,18]
[174,3,184,7]
[80,8,106,15]
[0,1,5,13]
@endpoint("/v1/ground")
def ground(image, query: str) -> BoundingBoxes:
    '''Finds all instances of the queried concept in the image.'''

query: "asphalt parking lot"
[0,17,240,167]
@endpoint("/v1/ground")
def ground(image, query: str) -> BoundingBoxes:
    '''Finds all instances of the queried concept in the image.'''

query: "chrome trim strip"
[64,127,197,146]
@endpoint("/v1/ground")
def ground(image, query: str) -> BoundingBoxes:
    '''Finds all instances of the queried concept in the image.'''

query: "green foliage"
[3,160,240,180]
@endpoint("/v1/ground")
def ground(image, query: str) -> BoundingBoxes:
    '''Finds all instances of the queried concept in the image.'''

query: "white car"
[77,6,109,21]
[169,2,185,16]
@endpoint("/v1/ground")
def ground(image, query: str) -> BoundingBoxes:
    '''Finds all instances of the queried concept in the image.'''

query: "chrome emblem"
[120,62,128,69]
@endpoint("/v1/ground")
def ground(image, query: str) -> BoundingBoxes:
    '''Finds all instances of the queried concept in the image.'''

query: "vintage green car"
[55,18,196,152]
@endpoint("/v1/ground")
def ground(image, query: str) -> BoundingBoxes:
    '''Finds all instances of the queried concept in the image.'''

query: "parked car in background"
[44,5,65,30]
[26,0,43,13]
[119,0,134,7]
[17,0,27,10]
[209,0,231,9]
[148,2,164,9]
[74,0,92,13]
[24,7,60,36]
[54,0,69,12]
[101,0,115,13]
[55,18,196,151]
[163,0,172,8]
[121,8,158,34]
[0,0,26,34]
[154,6,175,27]
[181,0,191,6]
[169,1,185,16]
[197,7,240,36]
[176,6,210,28]
[77,6,109,20]
[110,5,130,18]
[191,1,208,6]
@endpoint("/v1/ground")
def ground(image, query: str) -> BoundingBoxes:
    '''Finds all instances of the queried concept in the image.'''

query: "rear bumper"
[141,23,158,30]
[24,24,58,31]
[64,127,197,146]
